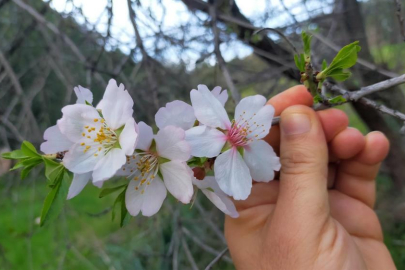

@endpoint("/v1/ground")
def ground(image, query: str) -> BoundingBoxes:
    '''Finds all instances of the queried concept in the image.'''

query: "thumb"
[276,105,329,220]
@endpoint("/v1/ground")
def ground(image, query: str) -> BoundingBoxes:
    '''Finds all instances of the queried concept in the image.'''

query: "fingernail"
[281,113,311,135]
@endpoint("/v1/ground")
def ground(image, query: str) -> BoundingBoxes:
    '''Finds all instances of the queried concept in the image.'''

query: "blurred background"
[1,0,405,269]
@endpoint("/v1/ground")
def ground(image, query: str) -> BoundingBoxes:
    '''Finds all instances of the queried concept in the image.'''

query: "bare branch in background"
[204,247,229,270]
[127,0,160,111]
[394,0,405,41]
[181,237,199,270]
[209,0,241,103]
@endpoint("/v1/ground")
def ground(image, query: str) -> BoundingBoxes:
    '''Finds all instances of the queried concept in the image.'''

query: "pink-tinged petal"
[137,122,154,151]
[214,148,252,200]
[245,105,275,140]
[93,180,104,188]
[99,79,134,130]
[92,148,126,182]
[155,100,196,130]
[156,126,190,161]
[125,176,167,217]
[119,118,138,155]
[63,143,103,173]
[74,85,93,105]
[193,176,238,218]
[190,85,231,129]
[185,126,226,158]
[243,140,280,182]
[211,86,228,106]
[67,172,91,200]
[40,125,73,154]
[160,161,193,203]
[234,95,266,120]
[201,189,239,218]
[58,104,101,142]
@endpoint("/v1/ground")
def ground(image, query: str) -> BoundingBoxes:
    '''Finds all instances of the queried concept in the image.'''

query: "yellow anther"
[81,142,85,146]
[141,190,145,194]
[87,136,91,139]
[134,177,139,180]
[94,119,99,122]
[82,133,85,137]
[147,182,150,185]
[85,126,89,128]
[135,187,139,190]
[94,154,98,157]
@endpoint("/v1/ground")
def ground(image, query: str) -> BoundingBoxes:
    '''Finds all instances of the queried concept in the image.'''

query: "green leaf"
[1,149,29,160]
[294,54,305,72]
[328,69,352,82]
[328,95,347,104]
[322,59,328,70]
[40,170,70,226]
[120,196,129,227]
[313,94,323,104]
[99,184,127,198]
[324,41,361,75]
[21,141,39,157]
[302,31,312,60]
[43,158,64,183]
[237,147,244,157]
[18,157,43,179]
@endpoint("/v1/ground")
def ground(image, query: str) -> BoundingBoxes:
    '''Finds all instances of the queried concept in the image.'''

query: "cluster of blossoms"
[41,79,281,218]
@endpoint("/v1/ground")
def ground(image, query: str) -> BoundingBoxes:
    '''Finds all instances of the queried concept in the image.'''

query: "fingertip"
[267,85,313,116]
[317,109,349,142]
[355,131,390,165]
[330,127,366,159]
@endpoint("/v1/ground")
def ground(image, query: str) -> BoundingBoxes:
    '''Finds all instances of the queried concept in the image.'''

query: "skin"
[225,85,397,270]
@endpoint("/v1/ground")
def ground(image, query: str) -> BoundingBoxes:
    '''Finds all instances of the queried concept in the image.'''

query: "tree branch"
[209,1,241,103]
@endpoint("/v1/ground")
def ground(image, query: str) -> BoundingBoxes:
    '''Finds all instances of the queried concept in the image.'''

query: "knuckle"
[280,147,319,175]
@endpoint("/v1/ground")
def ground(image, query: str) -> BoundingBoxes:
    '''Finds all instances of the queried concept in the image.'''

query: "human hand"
[225,86,396,270]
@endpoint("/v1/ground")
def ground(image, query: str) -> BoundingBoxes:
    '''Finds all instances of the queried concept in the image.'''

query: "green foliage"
[2,141,43,179]
[99,184,127,198]
[302,31,312,61]
[112,188,130,227]
[313,94,323,104]
[294,54,305,72]
[322,59,328,70]
[187,157,207,167]
[40,170,70,226]
[328,95,347,104]
[320,41,361,81]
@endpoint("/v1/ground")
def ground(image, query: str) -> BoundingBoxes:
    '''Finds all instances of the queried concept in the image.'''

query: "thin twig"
[271,75,405,126]
[204,247,229,270]
[209,1,241,103]
[394,0,405,41]
[181,237,199,270]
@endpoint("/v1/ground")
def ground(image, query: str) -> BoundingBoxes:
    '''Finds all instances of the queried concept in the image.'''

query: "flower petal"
[40,125,73,154]
[156,126,190,161]
[211,86,228,106]
[63,143,103,174]
[243,140,281,182]
[67,172,91,200]
[155,100,196,130]
[119,118,138,155]
[136,122,154,151]
[214,148,252,200]
[58,104,101,142]
[190,85,231,129]
[185,126,226,158]
[125,176,167,217]
[74,85,93,105]
[92,148,126,182]
[160,161,193,203]
[234,95,266,121]
[201,189,239,218]
[246,105,275,140]
[98,79,134,130]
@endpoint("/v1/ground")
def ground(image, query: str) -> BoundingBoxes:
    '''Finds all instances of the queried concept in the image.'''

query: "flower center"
[227,111,266,147]
[125,152,159,195]
[80,118,118,156]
